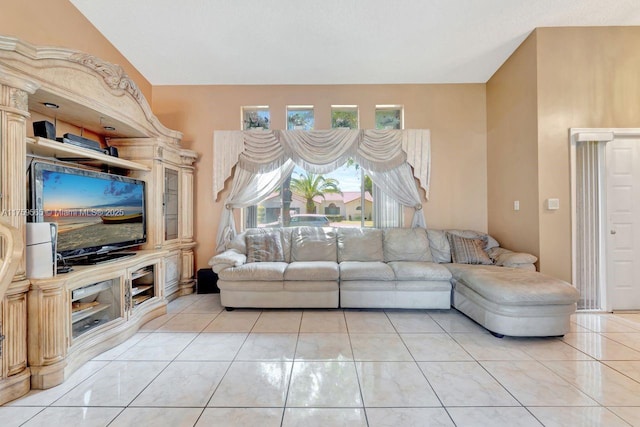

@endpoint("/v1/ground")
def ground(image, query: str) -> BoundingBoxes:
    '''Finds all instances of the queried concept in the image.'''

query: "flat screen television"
[29,161,147,263]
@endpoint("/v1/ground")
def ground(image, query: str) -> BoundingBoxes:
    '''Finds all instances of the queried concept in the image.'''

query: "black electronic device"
[33,121,56,140]
[58,133,103,153]
[106,146,119,157]
[197,269,220,294]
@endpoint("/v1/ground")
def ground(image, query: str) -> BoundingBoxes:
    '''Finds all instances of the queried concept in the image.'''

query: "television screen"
[30,162,146,260]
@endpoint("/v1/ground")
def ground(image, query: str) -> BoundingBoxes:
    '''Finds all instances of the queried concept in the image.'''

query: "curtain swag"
[213,129,430,200]
[213,129,431,252]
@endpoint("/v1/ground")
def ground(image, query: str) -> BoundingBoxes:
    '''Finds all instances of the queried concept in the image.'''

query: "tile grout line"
[345,309,370,427]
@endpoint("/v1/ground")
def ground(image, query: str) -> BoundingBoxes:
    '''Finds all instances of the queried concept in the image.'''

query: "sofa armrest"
[487,247,537,270]
[208,250,247,273]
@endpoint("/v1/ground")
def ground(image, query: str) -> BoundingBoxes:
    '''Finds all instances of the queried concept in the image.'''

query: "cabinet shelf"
[27,137,150,171]
[131,267,153,281]
[71,280,113,301]
[71,303,112,323]
[131,285,152,297]
[133,294,152,306]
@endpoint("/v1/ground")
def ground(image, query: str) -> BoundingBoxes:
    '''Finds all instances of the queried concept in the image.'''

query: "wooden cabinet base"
[28,251,168,390]
[0,369,31,406]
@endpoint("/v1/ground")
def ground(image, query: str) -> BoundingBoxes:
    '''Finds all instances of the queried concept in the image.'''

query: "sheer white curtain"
[368,163,426,228]
[216,160,296,252]
[373,184,404,228]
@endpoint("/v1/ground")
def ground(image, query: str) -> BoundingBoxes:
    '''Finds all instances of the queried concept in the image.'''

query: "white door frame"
[570,128,640,311]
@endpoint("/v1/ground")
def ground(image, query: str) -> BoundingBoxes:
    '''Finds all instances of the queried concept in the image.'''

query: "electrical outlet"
[547,198,560,210]
[514,200,520,211]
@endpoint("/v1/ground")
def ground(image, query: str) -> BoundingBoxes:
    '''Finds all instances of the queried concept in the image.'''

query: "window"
[331,105,359,129]
[287,106,314,130]
[242,105,406,230]
[242,106,270,130]
[375,105,403,130]
[244,162,381,229]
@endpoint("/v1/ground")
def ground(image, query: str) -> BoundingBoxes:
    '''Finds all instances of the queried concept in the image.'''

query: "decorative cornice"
[0,35,183,141]
[69,53,143,103]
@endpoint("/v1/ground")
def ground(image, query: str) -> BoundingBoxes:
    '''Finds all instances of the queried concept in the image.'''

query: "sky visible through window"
[292,164,361,192]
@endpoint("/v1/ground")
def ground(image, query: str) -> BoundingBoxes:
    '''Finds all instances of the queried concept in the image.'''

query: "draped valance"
[213,129,431,200]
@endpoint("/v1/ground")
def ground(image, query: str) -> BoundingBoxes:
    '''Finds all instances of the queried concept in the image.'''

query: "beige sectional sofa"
[209,226,579,337]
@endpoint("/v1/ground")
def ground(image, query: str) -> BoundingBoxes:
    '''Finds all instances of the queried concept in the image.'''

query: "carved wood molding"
[69,53,143,104]
[0,35,182,142]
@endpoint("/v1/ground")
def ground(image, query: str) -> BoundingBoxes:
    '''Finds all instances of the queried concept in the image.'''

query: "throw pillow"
[246,233,284,263]
[447,233,493,265]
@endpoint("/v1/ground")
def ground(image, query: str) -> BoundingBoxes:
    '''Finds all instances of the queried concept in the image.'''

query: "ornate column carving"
[3,281,29,376]
[178,149,197,294]
[0,84,30,281]
[0,77,37,405]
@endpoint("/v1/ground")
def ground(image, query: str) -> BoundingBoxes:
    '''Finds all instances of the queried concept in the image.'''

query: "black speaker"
[196,269,219,294]
[106,146,119,157]
[33,121,56,140]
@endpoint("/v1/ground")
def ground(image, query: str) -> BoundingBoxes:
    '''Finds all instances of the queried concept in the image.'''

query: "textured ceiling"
[69,0,640,85]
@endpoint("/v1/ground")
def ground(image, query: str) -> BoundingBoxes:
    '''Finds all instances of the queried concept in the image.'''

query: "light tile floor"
[3,293,640,426]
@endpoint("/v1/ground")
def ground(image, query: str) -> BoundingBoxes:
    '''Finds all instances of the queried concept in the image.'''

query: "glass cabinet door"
[71,278,121,340]
[164,168,179,241]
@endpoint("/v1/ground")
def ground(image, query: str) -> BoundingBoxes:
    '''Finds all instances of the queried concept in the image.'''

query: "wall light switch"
[547,198,560,210]
[514,200,520,211]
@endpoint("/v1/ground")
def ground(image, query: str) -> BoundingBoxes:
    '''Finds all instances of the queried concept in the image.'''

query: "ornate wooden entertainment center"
[0,36,197,403]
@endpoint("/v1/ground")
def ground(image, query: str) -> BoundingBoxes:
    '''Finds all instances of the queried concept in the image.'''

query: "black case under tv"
[67,251,137,265]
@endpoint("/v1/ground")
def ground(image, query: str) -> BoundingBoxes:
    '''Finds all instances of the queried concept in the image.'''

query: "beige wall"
[487,26,640,282]
[536,26,640,281]
[151,84,488,269]
[486,32,540,259]
[6,2,640,280]
[1,0,152,100]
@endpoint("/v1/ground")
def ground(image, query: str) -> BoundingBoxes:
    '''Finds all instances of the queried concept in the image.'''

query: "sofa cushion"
[283,281,338,291]
[427,229,451,263]
[337,228,383,262]
[396,280,452,292]
[383,228,432,262]
[217,280,283,292]
[447,233,493,265]
[387,261,452,281]
[284,261,339,281]
[339,281,395,291]
[291,227,337,262]
[218,262,288,281]
[227,230,247,253]
[339,261,395,281]
[246,233,285,263]
[446,264,580,306]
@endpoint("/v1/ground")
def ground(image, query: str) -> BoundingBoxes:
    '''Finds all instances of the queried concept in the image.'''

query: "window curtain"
[215,160,296,253]
[214,129,431,252]
[373,184,404,228]
[213,129,430,200]
[367,163,426,228]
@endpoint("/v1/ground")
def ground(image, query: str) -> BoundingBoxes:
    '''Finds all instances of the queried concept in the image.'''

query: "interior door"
[606,138,640,310]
